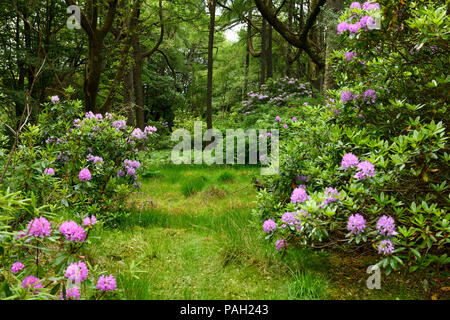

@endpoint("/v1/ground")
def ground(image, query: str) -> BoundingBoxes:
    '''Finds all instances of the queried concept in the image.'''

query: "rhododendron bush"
[0,190,116,300]
[255,0,449,275]
[1,98,157,220]
[0,98,158,299]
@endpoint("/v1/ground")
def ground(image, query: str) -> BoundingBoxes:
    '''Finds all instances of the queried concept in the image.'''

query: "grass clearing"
[87,164,431,300]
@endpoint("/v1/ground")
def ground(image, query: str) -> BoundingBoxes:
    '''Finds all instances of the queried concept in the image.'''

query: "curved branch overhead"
[254,0,325,68]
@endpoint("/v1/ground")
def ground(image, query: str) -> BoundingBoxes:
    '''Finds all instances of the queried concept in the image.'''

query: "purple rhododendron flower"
[291,186,309,204]
[65,261,89,283]
[78,168,91,181]
[275,116,281,122]
[131,128,146,140]
[354,161,375,180]
[86,154,103,165]
[364,89,377,103]
[341,90,354,102]
[124,160,141,169]
[26,217,51,238]
[347,214,366,234]
[59,221,86,242]
[82,215,97,227]
[11,262,25,273]
[337,21,349,34]
[97,274,117,291]
[263,219,277,233]
[51,96,60,103]
[378,239,394,255]
[341,153,359,171]
[21,276,43,294]
[113,120,127,130]
[44,168,55,176]
[376,215,398,236]
[322,187,341,206]
[363,1,380,11]
[144,126,157,135]
[345,52,357,62]
[350,2,361,9]
[61,287,81,300]
[292,117,297,122]
[275,239,287,251]
[283,124,288,129]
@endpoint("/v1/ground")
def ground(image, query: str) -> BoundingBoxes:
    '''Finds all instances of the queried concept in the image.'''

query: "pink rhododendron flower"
[11,262,25,273]
[26,217,51,238]
[97,274,117,291]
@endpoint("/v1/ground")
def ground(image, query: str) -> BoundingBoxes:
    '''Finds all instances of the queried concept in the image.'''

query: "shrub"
[255,0,449,276]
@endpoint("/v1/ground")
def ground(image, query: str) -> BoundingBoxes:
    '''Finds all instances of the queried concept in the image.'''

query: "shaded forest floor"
[86,164,443,300]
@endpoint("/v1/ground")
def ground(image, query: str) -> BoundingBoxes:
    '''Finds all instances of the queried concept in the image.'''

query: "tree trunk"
[124,68,135,126]
[85,37,104,112]
[267,24,273,79]
[260,18,266,86]
[206,0,216,130]
[243,20,250,99]
[133,40,145,130]
[286,0,294,77]
[323,0,343,98]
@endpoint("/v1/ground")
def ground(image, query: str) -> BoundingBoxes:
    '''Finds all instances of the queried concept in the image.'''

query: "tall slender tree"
[206,0,216,130]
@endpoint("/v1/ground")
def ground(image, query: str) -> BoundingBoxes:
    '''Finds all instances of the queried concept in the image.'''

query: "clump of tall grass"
[181,176,208,196]
[217,171,236,183]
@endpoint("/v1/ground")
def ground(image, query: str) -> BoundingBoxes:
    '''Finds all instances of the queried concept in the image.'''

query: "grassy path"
[87,165,427,300]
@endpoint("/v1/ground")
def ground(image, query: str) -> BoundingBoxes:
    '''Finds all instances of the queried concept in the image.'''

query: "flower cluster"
[59,220,86,242]
[341,153,359,171]
[78,168,92,181]
[82,215,97,227]
[61,287,81,300]
[337,2,380,35]
[85,111,103,121]
[144,126,157,135]
[11,262,25,273]
[354,161,375,179]
[65,261,89,283]
[321,187,341,206]
[275,239,287,251]
[290,186,309,204]
[363,89,377,104]
[345,51,357,62]
[347,214,366,234]
[243,77,311,109]
[113,119,127,130]
[26,217,51,238]
[377,239,394,255]
[86,154,103,166]
[376,215,397,236]
[263,219,277,233]
[21,276,43,294]
[281,212,302,231]
[341,90,355,102]
[97,274,117,292]
[44,168,55,176]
